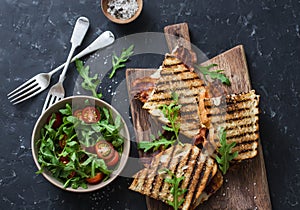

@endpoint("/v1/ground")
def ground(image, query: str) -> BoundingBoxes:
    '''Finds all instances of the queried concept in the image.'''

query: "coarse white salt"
[107,0,139,20]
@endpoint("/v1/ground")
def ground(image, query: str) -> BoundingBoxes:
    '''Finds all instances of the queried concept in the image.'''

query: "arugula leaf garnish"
[137,92,182,152]
[195,64,231,86]
[158,168,187,210]
[159,92,182,143]
[75,59,102,99]
[109,44,134,78]
[215,127,238,175]
[138,132,176,152]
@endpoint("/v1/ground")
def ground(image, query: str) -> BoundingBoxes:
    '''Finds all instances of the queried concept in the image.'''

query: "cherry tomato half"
[106,150,119,167]
[82,106,101,123]
[95,141,115,160]
[59,156,69,164]
[73,109,83,120]
[47,112,62,129]
[86,172,104,184]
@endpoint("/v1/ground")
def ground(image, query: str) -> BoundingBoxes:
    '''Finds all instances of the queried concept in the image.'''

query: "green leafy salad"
[36,102,124,189]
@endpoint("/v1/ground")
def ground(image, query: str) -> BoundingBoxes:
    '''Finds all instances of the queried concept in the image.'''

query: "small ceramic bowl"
[31,96,130,192]
[101,0,143,24]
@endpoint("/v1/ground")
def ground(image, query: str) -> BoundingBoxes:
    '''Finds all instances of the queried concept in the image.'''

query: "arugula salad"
[36,102,124,189]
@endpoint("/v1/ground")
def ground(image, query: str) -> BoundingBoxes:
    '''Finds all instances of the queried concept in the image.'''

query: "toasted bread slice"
[143,54,207,139]
[129,144,217,210]
[193,170,224,208]
[200,90,260,160]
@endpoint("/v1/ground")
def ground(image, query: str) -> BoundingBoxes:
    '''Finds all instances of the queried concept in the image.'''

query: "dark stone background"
[0,0,299,209]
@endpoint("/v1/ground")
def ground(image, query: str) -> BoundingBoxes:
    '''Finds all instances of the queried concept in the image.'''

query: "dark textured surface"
[0,0,299,209]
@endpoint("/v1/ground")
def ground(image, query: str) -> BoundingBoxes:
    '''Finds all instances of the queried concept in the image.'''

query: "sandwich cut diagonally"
[129,144,218,210]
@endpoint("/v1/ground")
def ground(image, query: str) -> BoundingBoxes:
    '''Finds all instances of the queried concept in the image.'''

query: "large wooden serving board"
[126,23,271,210]
[126,44,271,210]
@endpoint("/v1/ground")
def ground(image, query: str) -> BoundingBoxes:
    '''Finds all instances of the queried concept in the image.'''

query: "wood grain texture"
[201,45,251,94]
[164,22,192,51]
[126,45,271,210]
[164,22,197,67]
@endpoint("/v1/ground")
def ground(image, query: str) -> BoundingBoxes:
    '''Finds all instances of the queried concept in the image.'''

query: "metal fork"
[42,16,90,112]
[7,30,115,105]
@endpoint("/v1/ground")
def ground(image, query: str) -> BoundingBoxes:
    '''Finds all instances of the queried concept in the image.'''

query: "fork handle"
[58,16,90,83]
[47,31,115,77]
[71,31,115,60]
[58,45,77,83]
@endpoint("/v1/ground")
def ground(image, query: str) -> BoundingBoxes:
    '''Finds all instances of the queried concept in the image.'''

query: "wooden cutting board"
[126,24,271,210]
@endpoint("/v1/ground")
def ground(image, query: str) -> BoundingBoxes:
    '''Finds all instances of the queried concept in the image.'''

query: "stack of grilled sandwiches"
[129,53,260,210]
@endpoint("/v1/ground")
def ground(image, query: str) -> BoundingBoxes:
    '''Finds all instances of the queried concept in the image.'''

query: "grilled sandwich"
[130,51,261,208]
[200,90,260,161]
[129,143,218,210]
[141,53,260,161]
[194,170,223,208]
[142,54,207,139]
[131,76,158,103]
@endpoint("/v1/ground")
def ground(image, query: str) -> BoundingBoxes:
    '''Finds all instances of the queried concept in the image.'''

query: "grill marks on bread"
[142,54,260,161]
[131,53,261,209]
[129,144,217,210]
[193,170,223,208]
[201,90,260,160]
[143,55,206,139]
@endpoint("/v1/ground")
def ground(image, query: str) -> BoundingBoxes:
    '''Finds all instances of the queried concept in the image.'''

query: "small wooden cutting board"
[126,24,271,210]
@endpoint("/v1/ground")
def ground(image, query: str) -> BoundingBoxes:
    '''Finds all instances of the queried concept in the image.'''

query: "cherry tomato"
[86,172,104,184]
[106,150,119,167]
[47,112,62,129]
[95,141,115,160]
[82,106,100,123]
[73,109,83,120]
[59,156,69,164]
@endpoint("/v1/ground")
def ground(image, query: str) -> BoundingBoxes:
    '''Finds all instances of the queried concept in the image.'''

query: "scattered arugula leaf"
[215,127,238,175]
[158,168,187,210]
[138,132,176,152]
[109,44,134,78]
[75,59,102,99]
[195,63,231,86]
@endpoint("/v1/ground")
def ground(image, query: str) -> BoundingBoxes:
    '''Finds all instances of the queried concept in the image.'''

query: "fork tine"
[50,95,58,106]
[7,78,36,97]
[11,86,42,105]
[42,94,58,112]
[42,94,52,112]
[8,80,38,100]
[51,96,63,106]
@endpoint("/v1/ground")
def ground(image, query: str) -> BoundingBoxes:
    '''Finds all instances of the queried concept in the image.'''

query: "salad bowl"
[31,95,130,192]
